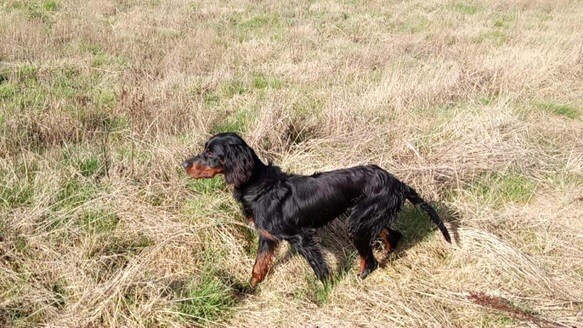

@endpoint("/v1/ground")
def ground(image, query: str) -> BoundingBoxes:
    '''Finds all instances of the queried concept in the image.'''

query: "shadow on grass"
[312,202,460,279]
[298,202,460,294]
[206,201,461,308]
[167,268,249,325]
[377,203,460,267]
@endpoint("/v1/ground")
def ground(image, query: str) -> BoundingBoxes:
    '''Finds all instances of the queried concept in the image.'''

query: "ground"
[0,0,582,327]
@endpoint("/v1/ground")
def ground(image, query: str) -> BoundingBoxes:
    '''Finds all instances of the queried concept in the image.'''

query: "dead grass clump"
[248,94,324,155]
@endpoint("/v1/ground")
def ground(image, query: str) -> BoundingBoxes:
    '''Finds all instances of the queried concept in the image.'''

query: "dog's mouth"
[184,162,224,179]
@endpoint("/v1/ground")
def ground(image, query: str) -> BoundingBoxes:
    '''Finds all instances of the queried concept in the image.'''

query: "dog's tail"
[402,184,451,243]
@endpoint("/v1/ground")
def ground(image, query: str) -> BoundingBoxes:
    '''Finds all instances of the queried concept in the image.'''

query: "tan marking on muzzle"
[186,163,223,179]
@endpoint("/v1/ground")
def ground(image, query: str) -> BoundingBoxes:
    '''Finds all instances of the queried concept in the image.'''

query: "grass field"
[1,0,582,327]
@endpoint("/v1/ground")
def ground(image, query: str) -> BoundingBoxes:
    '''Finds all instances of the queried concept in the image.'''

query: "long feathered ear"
[223,143,256,188]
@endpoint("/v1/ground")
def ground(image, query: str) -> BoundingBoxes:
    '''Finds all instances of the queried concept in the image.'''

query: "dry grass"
[1,0,582,327]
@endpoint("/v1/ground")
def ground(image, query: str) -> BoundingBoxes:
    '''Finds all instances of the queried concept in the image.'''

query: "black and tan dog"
[182,133,450,288]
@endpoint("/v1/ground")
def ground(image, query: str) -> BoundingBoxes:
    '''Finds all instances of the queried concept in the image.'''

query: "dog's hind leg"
[348,201,382,279]
[349,193,404,279]
[380,228,402,254]
[353,232,378,279]
[288,230,331,283]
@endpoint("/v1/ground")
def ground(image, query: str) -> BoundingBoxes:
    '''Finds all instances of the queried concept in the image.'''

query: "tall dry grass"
[1,0,582,327]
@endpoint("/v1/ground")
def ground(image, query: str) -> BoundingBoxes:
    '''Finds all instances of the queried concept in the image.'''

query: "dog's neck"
[232,163,281,203]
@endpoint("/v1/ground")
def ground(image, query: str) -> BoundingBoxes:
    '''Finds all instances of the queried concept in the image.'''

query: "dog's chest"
[237,185,289,237]
[241,207,281,241]
[241,206,265,229]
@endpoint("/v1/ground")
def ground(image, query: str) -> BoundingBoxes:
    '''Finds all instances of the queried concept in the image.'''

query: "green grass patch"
[493,14,515,29]
[395,205,441,244]
[14,235,28,253]
[187,177,227,194]
[79,209,119,233]
[0,65,43,116]
[0,68,9,83]
[0,83,18,99]
[210,108,254,134]
[239,15,273,30]
[469,172,536,207]
[391,15,430,34]
[6,0,60,23]
[228,13,285,41]
[79,43,104,55]
[478,96,496,106]
[483,313,516,325]
[536,102,580,119]
[80,43,128,68]
[55,178,96,210]
[201,72,283,106]
[451,2,478,15]
[51,66,87,98]
[117,146,152,169]
[92,88,117,110]
[76,156,104,177]
[251,72,282,90]
[544,171,583,189]
[0,180,35,209]
[0,176,35,209]
[201,73,282,106]
[220,79,247,98]
[304,249,357,305]
[0,64,122,154]
[179,198,208,223]
[1,63,117,114]
[473,13,515,46]
[175,271,236,324]
[16,64,40,83]
[0,161,37,209]
[100,234,154,255]
[311,278,334,305]
[476,30,508,45]
[61,146,109,178]
[202,79,249,106]
[0,65,46,112]
[203,92,221,106]
[90,54,106,68]
[239,14,281,32]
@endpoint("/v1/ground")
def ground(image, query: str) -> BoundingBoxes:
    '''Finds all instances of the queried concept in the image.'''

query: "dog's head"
[182,133,260,188]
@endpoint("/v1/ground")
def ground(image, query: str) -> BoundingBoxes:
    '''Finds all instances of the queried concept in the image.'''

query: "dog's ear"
[223,143,255,188]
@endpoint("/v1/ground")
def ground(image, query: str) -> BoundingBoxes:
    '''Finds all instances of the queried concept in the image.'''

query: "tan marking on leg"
[250,249,275,288]
[359,256,366,275]
[380,229,392,252]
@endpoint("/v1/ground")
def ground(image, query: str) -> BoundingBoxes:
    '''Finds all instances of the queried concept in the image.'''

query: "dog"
[182,133,451,288]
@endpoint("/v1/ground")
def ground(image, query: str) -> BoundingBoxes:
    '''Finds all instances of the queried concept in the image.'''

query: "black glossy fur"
[182,133,451,287]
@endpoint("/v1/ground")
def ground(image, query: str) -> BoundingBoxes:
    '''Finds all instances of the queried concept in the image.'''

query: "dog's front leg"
[250,236,278,288]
